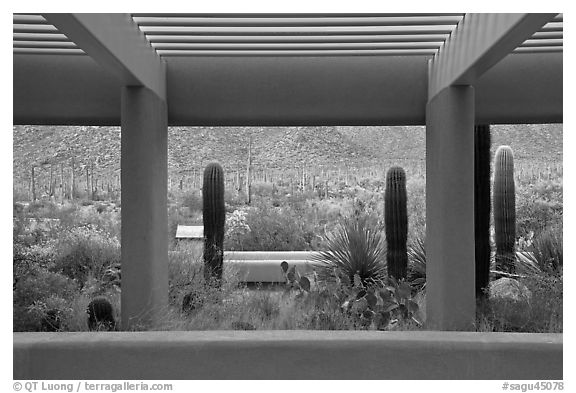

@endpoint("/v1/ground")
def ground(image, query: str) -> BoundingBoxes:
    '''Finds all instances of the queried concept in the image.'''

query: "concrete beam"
[425,86,476,331]
[121,86,168,329]
[43,14,166,100]
[13,331,562,379]
[13,53,562,126]
[476,53,563,123]
[429,13,556,100]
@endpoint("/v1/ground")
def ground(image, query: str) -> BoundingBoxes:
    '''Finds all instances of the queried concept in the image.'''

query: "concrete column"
[425,86,475,331]
[121,86,168,329]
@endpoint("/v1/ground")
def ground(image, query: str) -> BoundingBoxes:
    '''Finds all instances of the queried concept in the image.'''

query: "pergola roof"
[13,13,563,57]
[13,13,563,126]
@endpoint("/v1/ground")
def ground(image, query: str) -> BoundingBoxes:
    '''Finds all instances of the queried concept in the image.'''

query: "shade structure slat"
[530,31,563,40]
[140,25,458,36]
[133,16,464,27]
[13,14,47,24]
[13,48,85,55]
[13,40,78,49]
[151,42,443,50]
[155,49,438,57]
[513,46,563,53]
[540,22,563,32]
[13,24,59,33]
[13,32,70,41]
[132,13,466,18]
[520,39,563,48]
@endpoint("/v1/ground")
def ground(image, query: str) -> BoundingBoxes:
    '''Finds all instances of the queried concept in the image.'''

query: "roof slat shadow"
[132,16,465,27]
[138,25,461,36]
[155,49,440,57]
[145,34,452,43]
[151,42,444,50]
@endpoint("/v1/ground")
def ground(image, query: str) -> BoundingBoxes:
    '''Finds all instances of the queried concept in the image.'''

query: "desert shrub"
[243,291,281,321]
[13,264,78,331]
[406,177,426,239]
[478,272,562,333]
[517,198,562,239]
[168,242,204,306]
[530,225,562,273]
[225,201,316,251]
[521,272,563,332]
[26,200,59,216]
[312,215,386,286]
[95,203,107,214]
[251,181,275,198]
[224,209,251,251]
[168,241,243,323]
[182,191,202,213]
[26,296,74,332]
[516,179,562,239]
[53,225,120,287]
[224,189,246,211]
[13,213,58,247]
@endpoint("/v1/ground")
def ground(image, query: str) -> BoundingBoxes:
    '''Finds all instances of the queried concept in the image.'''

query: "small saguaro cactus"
[474,124,491,299]
[493,146,516,274]
[87,297,116,331]
[203,162,226,285]
[384,167,408,280]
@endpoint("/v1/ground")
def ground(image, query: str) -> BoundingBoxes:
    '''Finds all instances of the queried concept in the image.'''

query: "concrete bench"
[223,251,321,283]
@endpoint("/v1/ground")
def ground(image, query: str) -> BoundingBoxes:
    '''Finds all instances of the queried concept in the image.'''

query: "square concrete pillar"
[121,86,168,329]
[425,86,476,331]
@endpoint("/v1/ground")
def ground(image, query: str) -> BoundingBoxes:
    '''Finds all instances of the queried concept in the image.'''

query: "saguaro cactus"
[493,146,516,274]
[384,167,408,280]
[87,297,116,331]
[203,162,226,284]
[474,125,491,299]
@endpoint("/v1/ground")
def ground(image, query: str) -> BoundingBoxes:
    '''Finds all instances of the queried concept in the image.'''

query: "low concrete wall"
[230,260,315,282]
[224,251,319,282]
[14,331,562,380]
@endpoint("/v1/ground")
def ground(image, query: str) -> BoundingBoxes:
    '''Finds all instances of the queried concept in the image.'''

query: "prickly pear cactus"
[493,146,516,274]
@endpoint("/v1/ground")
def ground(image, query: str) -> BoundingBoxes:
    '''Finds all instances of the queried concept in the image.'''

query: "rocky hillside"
[13,124,562,189]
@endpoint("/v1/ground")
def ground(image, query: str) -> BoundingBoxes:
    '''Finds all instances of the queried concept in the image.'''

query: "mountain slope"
[13,124,562,188]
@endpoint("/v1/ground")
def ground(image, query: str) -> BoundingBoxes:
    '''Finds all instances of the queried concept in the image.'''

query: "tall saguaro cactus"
[384,167,408,280]
[474,124,491,299]
[493,146,516,274]
[203,162,226,285]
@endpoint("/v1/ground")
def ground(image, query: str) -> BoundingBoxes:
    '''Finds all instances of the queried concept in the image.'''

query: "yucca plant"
[311,215,386,287]
[407,234,426,290]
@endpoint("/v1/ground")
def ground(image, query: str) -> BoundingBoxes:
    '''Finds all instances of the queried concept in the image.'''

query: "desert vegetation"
[13,125,562,332]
